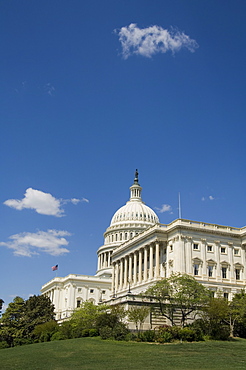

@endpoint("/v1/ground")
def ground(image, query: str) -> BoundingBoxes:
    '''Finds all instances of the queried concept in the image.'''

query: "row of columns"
[112,242,162,293]
[98,251,112,270]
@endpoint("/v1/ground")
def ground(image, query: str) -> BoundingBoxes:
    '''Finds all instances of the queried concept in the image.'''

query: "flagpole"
[178,192,181,218]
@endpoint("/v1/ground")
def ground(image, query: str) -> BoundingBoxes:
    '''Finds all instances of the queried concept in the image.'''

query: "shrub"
[81,329,90,337]
[89,328,99,337]
[179,328,196,342]
[112,322,129,341]
[157,332,173,343]
[51,332,65,341]
[100,326,113,340]
[138,330,156,342]
[0,341,9,349]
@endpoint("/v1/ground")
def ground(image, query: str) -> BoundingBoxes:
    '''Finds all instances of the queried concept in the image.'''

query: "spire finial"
[134,169,139,184]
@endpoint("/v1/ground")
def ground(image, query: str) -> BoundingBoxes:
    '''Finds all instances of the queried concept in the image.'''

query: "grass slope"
[1,338,246,370]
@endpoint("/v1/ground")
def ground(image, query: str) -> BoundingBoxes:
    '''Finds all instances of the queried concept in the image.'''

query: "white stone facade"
[41,171,246,323]
[111,220,246,301]
[41,274,111,321]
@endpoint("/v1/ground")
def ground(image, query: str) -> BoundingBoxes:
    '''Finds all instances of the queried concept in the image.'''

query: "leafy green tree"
[0,296,25,346]
[202,291,246,339]
[127,306,150,332]
[145,274,210,327]
[70,301,108,337]
[201,295,230,339]
[22,295,55,339]
[32,320,58,342]
[0,299,4,317]
[0,295,55,347]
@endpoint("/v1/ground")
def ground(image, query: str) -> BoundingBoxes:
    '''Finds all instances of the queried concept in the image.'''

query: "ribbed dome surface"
[110,200,159,226]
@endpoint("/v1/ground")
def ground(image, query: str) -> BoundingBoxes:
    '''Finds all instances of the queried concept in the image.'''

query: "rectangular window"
[207,245,213,252]
[208,265,213,277]
[222,267,227,279]
[234,249,239,255]
[77,300,81,308]
[193,243,199,250]
[102,290,106,294]
[170,245,173,251]
[224,292,229,299]
[90,289,94,294]
[221,247,226,254]
[236,269,240,280]
[78,288,82,292]
[194,264,199,276]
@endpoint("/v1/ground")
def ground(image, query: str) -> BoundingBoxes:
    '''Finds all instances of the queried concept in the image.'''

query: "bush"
[179,328,197,342]
[100,326,113,340]
[0,341,9,349]
[138,330,156,342]
[51,332,65,341]
[81,329,90,337]
[157,332,173,343]
[156,324,203,343]
[112,322,129,341]
[89,328,99,337]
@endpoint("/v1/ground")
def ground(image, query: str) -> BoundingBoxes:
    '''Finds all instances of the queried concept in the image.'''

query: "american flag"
[52,264,58,271]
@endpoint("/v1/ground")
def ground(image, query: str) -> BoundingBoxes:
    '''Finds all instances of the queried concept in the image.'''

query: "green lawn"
[1,338,246,370]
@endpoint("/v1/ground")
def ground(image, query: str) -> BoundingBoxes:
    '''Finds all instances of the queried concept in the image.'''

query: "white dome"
[110,170,159,227]
[110,200,159,226]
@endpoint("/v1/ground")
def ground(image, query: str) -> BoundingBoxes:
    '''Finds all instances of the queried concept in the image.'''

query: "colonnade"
[98,251,112,270]
[112,241,165,293]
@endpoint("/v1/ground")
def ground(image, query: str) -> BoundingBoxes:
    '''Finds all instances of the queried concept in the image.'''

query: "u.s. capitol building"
[41,171,246,323]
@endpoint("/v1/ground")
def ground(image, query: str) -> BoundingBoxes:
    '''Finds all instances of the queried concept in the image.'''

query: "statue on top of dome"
[134,169,139,184]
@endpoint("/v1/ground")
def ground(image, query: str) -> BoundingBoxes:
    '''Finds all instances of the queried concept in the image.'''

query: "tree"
[127,306,150,332]
[0,296,25,346]
[202,291,246,339]
[0,295,55,347]
[0,299,4,316]
[145,274,210,327]
[70,301,108,337]
[22,295,55,339]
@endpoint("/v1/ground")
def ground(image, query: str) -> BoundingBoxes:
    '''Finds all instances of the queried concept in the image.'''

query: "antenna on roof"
[178,192,182,219]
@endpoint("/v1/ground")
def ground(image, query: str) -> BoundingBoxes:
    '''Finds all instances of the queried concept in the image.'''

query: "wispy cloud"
[155,204,173,214]
[202,195,215,201]
[4,188,88,217]
[44,83,55,96]
[0,230,70,257]
[115,23,198,59]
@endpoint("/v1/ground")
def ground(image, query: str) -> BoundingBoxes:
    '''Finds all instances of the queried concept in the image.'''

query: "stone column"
[119,259,123,290]
[139,249,142,283]
[155,242,160,278]
[111,263,115,293]
[149,244,154,279]
[124,257,128,288]
[129,254,133,283]
[144,247,148,281]
[201,238,207,278]
[228,242,233,281]
[242,245,246,282]
[133,252,137,285]
[115,262,119,291]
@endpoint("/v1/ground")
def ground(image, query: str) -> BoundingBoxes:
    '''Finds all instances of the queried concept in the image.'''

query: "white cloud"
[4,188,89,217]
[63,197,89,205]
[201,195,215,201]
[44,83,55,96]
[0,230,70,257]
[4,188,64,217]
[115,23,198,59]
[155,204,173,213]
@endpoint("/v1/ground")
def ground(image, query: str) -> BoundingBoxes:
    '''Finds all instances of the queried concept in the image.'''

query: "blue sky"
[1,0,246,309]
